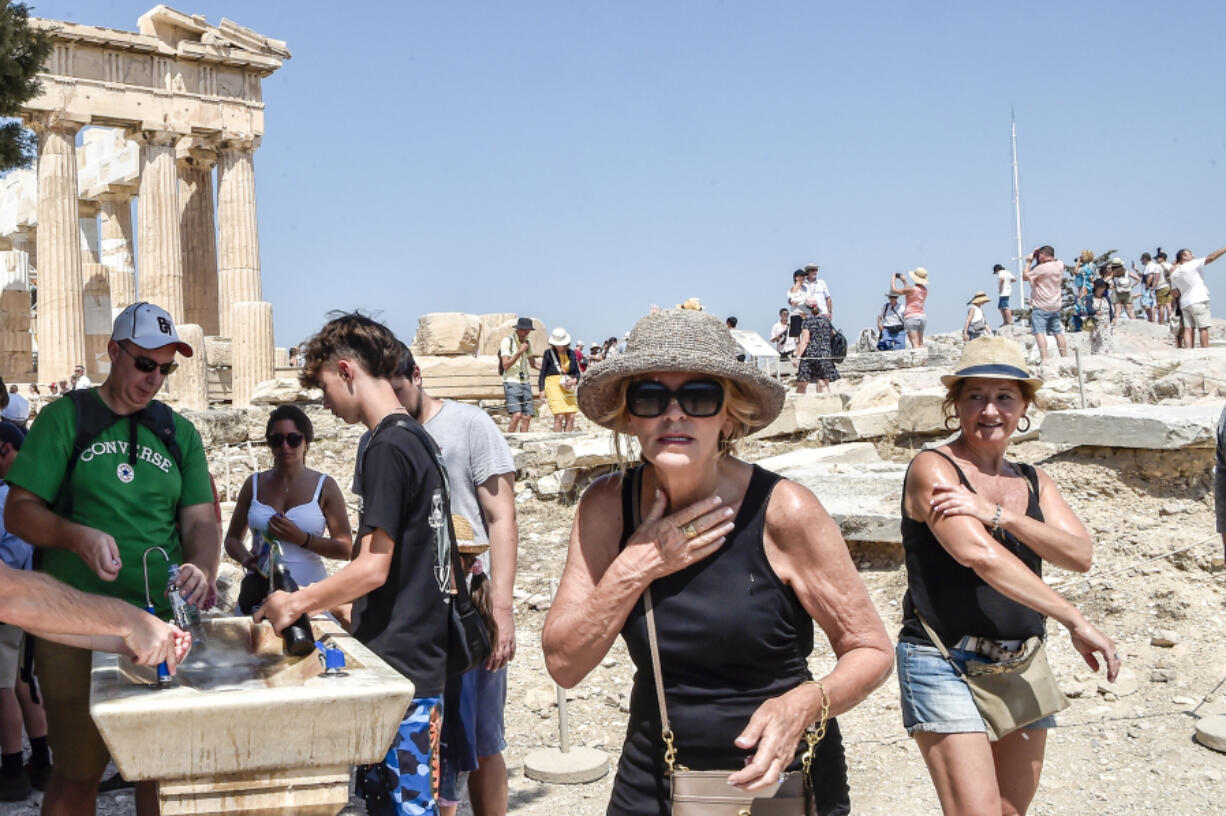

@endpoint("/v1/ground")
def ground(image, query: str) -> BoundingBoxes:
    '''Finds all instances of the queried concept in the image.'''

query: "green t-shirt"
[499,335,534,384]
[5,389,214,615]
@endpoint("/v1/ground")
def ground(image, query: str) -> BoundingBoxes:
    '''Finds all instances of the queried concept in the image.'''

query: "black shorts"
[788,314,803,337]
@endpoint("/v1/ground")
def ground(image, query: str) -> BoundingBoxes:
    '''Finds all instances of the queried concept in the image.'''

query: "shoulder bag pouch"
[917,614,1069,742]
[631,467,817,816]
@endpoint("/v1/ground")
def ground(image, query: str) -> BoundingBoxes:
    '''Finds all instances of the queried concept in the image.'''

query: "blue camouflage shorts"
[359,695,443,816]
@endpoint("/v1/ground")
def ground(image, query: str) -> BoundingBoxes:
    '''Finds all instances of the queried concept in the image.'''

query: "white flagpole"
[1011,111,1026,312]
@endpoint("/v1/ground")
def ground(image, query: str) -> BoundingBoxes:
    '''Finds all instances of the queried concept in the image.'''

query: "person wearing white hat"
[891,267,930,348]
[540,327,581,432]
[3,301,217,816]
[961,292,992,342]
[898,336,1119,814]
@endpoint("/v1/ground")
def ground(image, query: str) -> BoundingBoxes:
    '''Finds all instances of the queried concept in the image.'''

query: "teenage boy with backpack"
[256,312,453,816]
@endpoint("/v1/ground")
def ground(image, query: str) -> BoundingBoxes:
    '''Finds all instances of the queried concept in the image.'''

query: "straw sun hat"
[967,291,991,306]
[909,267,929,285]
[576,309,786,433]
[940,336,1044,389]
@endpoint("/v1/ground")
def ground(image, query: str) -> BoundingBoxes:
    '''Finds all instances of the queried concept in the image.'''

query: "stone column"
[134,130,185,323]
[171,323,208,411]
[178,141,220,335]
[0,232,34,380]
[216,137,262,337]
[78,199,100,264]
[82,262,113,379]
[29,115,86,384]
[99,194,137,314]
[231,301,273,408]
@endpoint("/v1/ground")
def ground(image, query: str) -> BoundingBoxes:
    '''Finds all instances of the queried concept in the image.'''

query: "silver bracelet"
[990,504,1003,532]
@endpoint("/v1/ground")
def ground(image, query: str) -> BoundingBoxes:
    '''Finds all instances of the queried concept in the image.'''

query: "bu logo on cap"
[157,316,172,335]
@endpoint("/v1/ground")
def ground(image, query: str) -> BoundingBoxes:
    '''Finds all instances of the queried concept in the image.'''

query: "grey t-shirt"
[355,401,516,560]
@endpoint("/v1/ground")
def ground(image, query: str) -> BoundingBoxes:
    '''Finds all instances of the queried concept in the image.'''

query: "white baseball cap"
[111,302,194,357]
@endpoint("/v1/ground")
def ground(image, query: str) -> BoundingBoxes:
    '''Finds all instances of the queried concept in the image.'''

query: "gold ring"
[682,523,698,539]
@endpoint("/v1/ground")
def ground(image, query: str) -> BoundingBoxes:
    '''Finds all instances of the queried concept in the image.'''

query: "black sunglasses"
[118,342,178,376]
[267,432,305,449]
[626,380,724,418]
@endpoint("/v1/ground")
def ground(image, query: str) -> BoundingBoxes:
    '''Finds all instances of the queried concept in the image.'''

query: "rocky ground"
[4,325,1226,815]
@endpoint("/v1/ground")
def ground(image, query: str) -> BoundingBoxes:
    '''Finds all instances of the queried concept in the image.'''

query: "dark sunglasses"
[626,380,724,418]
[118,342,178,376]
[267,432,305,449]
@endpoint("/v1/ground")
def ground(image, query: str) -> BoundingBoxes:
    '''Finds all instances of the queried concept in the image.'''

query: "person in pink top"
[891,267,930,348]
[1023,245,1068,363]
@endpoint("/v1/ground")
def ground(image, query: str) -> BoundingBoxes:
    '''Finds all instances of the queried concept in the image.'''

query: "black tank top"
[899,449,1046,646]
[607,464,845,815]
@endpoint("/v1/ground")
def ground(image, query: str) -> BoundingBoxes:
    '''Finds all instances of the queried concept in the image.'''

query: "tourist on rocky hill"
[786,267,808,340]
[544,308,892,816]
[1154,249,1173,324]
[1023,245,1068,363]
[892,267,929,348]
[896,336,1120,816]
[961,291,992,342]
[1109,256,1140,321]
[223,404,353,615]
[499,317,540,433]
[1086,278,1115,355]
[876,293,906,351]
[994,263,1016,326]
[794,305,841,393]
[1136,253,1159,322]
[539,327,581,433]
[260,312,452,816]
[1170,245,1226,349]
[771,307,798,359]
[3,301,217,816]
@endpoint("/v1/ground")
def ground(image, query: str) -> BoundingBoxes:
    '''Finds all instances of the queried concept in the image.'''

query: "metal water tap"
[141,546,172,687]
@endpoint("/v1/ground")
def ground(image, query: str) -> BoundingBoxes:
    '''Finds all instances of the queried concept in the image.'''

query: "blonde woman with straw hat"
[961,292,992,342]
[891,267,930,348]
[896,336,1120,815]
[543,309,892,815]
[540,327,581,432]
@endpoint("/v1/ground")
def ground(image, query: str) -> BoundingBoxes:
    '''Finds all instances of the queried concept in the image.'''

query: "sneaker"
[24,762,50,792]
[98,771,134,793]
[0,771,31,802]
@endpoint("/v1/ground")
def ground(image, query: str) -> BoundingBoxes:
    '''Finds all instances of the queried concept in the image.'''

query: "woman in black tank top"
[897,337,1120,816]
[543,310,893,815]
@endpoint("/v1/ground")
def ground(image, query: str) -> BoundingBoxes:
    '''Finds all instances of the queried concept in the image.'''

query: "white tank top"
[247,472,329,587]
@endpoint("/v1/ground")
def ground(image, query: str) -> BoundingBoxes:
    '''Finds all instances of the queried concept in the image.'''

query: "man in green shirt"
[4,301,219,816]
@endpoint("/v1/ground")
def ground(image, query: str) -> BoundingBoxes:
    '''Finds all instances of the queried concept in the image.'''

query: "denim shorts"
[1029,307,1064,335]
[896,641,1057,736]
[998,296,1010,310]
[903,317,927,333]
[502,381,534,416]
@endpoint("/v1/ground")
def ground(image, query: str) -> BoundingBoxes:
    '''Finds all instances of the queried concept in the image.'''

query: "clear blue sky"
[32,0,1226,348]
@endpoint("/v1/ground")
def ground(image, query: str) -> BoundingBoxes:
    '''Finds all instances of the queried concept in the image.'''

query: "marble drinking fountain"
[90,616,415,816]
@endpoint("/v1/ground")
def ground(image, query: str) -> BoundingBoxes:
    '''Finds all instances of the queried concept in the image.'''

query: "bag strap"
[915,612,968,679]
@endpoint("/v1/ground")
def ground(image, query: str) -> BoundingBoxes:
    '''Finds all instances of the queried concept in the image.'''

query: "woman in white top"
[224,405,353,611]
[961,292,991,342]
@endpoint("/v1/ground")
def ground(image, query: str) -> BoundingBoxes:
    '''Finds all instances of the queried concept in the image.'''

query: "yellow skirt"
[544,375,578,414]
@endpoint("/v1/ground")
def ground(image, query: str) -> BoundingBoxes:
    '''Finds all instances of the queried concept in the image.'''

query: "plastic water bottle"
[271,562,315,657]
[166,563,206,644]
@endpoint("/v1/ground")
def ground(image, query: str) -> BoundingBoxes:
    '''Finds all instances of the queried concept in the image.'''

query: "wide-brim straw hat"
[452,514,489,556]
[548,327,572,346]
[576,309,786,433]
[940,336,1044,388]
[967,291,990,306]
[677,297,704,311]
[909,267,929,284]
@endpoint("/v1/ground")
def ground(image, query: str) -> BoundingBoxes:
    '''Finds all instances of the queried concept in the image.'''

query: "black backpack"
[55,390,183,515]
[830,327,848,364]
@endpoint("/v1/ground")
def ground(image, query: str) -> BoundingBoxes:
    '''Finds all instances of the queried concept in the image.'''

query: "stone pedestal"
[178,142,219,335]
[231,301,273,409]
[216,140,261,338]
[31,116,86,384]
[135,130,185,322]
[99,195,137,314]
[0,289,34,381]
[82,262,113,379]
[171,323,208,411]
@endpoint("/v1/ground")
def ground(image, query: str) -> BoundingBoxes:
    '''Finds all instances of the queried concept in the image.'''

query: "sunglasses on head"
[267,432,305,449]
[118,342,179,376]
[626,379,724,418]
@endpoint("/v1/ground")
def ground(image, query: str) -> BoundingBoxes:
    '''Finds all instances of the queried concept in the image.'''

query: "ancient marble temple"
[0,6,289,408]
